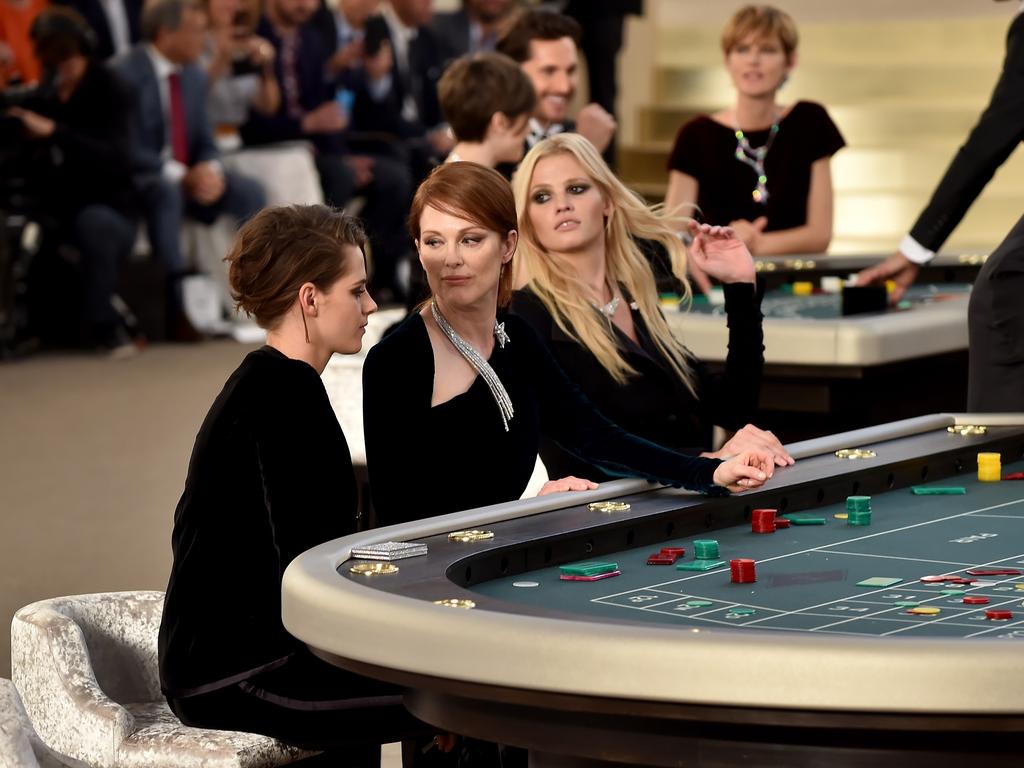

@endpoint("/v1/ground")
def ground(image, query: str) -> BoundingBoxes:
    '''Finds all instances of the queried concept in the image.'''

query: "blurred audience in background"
[432,0,516,64]
[53,0,141,59]
[113,0,264,340]
[1,0,50,85]
[2,0,672,354]
[6,6,140,354]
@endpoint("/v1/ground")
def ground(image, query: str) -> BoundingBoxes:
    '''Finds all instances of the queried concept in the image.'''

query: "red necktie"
[168,72,189,165]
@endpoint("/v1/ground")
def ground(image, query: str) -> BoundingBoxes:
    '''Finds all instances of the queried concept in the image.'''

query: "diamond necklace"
[733,114,780,204]
[594,281,621,318]
[430,301,514,432]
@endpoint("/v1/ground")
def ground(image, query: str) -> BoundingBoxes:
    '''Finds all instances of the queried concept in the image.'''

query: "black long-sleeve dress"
[510,282,764,482]
[362,313,724,525]
[158,346,419,750]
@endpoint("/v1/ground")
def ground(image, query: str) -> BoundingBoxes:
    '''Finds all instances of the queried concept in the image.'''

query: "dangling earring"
[301,295,314,344]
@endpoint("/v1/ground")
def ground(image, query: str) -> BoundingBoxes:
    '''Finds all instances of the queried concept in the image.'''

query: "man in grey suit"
[112,0,264,336]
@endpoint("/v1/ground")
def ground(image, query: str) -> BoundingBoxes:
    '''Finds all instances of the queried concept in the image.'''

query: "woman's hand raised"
[686,221,756,285]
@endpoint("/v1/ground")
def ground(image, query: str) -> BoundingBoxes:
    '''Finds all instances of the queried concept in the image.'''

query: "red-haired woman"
[158,205,424,757]
[362,162,775,524]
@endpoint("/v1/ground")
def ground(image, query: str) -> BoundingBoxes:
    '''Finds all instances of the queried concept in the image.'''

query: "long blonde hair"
[512,133,696,392]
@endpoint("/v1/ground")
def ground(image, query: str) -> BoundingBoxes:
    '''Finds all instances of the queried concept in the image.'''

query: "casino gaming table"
[283,414,1024,768]
[666,281,974,440]
[749,252,987,292]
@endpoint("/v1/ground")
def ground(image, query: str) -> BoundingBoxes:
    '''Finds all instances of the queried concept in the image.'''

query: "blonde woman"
[510,133,793,484]
[664,5,843,274]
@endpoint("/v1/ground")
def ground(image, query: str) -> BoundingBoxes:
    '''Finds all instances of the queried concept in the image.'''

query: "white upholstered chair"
[10,591,313,768]
[0,677,80,768]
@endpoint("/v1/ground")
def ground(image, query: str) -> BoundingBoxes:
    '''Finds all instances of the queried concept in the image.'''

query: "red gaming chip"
[647,554,676,565]
[773,517,791,529]
[963,596,990,605]
[730,558,757,584]
[985,609,1013,620]
[751,509,777,534]
[966,568,1022,576]
[660,547,686,558]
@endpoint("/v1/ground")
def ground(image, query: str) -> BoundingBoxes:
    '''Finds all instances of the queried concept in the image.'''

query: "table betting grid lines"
[589,496,1024,640]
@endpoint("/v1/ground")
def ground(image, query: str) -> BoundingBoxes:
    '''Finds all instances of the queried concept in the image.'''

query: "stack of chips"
[693,540,720,559]
[730,558,757,583]
[846,496,872,526]
[978,452,1002,482]
[559,561,620,581]
[751,509,777,534]
[678,539,725,571]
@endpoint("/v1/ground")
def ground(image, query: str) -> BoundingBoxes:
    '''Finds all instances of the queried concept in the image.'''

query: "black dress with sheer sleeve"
[511,283,764,482]
[362,313,724,525]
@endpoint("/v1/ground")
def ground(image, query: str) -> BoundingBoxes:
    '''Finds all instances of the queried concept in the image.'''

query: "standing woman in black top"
[158,205,424,761]
[362,162,775,526]
[664,5,844,289]
[510,133,793,485]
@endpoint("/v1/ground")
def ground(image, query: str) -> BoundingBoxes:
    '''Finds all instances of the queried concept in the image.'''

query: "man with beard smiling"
[496,8,616,163]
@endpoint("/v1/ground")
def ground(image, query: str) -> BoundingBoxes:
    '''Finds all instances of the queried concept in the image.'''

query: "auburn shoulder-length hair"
[409,161,518,308]
[511,133,696,393]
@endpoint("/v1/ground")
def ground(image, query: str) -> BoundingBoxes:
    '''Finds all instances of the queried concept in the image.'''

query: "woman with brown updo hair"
[157,205,426,759]
[362,162,776,525]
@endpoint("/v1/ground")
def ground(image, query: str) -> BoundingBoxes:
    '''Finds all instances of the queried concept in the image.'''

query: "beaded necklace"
[733,116,780,204]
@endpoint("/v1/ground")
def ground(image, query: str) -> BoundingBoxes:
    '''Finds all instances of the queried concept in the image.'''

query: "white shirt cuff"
[162,159,188,184]
[899,234,935,265]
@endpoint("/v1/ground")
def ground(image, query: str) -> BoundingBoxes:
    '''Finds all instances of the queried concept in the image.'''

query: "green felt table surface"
[471,461,1024,639]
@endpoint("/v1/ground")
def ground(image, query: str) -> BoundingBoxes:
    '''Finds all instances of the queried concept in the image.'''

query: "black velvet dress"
[158,346,421,751]
[362,313,724,525]
[511,283,764,482]
[667,101,845,231]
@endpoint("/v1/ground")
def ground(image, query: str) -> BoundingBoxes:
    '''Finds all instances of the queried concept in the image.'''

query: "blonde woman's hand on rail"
[686,221,756,285]
[538,476,600,496]
[712,450,774,492]
[703,424,794,467]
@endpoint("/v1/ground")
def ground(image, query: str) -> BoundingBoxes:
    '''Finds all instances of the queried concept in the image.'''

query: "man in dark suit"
[112,0,264,336]
[354,0,453,177]
[563,0,642,120]
[430,0,515,65]
[53,0,142,59]
[858,2,1024,410]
